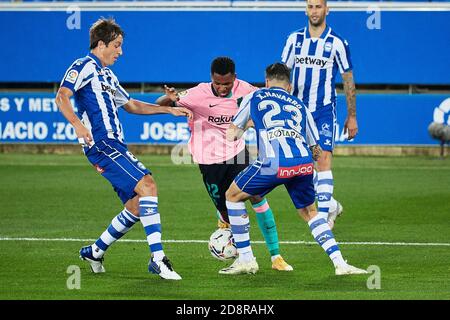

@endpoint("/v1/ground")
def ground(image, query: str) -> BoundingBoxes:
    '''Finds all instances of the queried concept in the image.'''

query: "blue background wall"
[1,93,447,145]
[1,10,449,84]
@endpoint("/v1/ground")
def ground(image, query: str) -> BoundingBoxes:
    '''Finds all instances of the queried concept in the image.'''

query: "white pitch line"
[0,237,449,247]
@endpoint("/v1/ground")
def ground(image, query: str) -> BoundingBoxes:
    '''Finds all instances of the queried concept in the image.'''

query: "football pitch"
[0,153,449,300]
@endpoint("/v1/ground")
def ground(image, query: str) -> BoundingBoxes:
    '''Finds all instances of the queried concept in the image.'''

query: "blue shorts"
[85,139,151,204]
[234,159,315,209]
[312,103,336,152]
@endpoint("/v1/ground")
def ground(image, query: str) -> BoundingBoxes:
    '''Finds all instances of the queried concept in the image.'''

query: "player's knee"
[297,208,308,221]
[135,174,157,197]
[225,185,241,202]
[316,151,332,171]
[249,195,264,205]
[297,204,317,222]
[125,197,140,216]
[307,209,318,221]
[225,188,236,201]
[305,204,318,221]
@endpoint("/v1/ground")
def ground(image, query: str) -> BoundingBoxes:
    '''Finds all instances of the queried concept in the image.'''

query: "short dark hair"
[89,18,124,50]
[211,57,235,75]
[265,63,291,83]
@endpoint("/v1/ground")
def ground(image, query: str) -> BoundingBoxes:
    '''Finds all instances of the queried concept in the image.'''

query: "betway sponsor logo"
[268,128,302,141]
[277,163,314,178]
[295,56,327,68]
[101,83,116,96]
[208,115,233,125]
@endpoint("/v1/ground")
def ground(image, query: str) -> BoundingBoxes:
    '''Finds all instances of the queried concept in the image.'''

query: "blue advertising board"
[0,93,189,144]
[1,93,448,146]
[0,9,449,84]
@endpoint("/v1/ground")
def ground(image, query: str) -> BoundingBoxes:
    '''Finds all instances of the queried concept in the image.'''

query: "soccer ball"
[208,228,238,261]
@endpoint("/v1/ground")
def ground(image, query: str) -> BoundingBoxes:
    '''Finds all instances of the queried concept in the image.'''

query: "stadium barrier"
[1,2,448,155]
[1,2,449,84]
[1,92,448,155]
[0,143,446,157]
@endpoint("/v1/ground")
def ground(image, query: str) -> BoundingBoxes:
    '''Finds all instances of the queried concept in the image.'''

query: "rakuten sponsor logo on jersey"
[208,115,233,125]
[295,56,327,68]
[267,128,302,141]
[277,163,314,178]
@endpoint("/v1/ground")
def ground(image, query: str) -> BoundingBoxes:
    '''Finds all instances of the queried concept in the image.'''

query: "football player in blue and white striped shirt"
[220,63,366,275]
[281,0,358,229]
[56,18,192,280]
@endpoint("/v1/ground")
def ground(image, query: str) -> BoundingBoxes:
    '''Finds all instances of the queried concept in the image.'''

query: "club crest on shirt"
[65,70,79,84]
[324,42,333,52]
[178,90,188,98]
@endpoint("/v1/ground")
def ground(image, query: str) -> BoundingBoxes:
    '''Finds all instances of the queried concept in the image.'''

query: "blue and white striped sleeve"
[305,106,320,147]
[115,83,130,107]
[60,60,93,93]
[232,92,254,129]
[334,38,353,74]
[281,33,296,69]
[109,70,130,107]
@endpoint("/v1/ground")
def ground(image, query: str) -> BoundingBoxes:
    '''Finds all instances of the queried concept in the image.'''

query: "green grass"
[0,154,449,300]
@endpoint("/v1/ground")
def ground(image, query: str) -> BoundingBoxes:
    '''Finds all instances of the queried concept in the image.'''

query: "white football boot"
[219,257,259,275]
[335,263,368,276]
[149,256,182,280]
[79,245,105,273]
[328,201,343,230]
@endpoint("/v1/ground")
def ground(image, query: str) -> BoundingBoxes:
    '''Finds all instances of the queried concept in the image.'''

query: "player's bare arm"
[124,99,192,119]
[244,119,255,130]
[164,85,180,102]
[226,123,244,142]
[342,71,358,140]
[55,86,93,145]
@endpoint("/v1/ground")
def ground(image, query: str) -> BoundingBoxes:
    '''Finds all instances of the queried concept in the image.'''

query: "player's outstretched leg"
[219,201,259,275]
[251,197,293,271]
[79,208,139,273]
[139,196,181,280]
[307,214,367,275]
